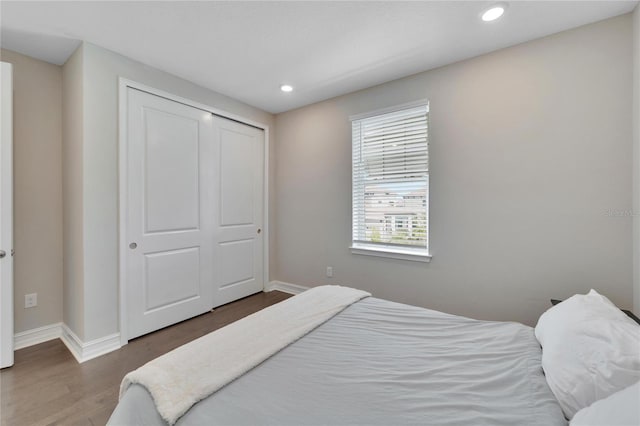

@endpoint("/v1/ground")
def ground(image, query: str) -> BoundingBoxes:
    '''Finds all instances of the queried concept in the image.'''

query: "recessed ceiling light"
[280,84,293,93]
[482,3,506,22]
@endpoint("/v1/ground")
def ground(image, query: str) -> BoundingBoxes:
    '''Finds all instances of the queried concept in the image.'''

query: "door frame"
[118,78,270,346]
[0,62,13,368]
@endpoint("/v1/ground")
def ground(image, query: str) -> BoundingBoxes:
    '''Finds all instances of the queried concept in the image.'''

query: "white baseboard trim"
[15,323,121,363]
[265,280,310,295]
[14,322,62,350]
[60,324,121,363]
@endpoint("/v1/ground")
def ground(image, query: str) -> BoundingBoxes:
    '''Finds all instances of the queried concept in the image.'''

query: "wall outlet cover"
[25,293,37,308]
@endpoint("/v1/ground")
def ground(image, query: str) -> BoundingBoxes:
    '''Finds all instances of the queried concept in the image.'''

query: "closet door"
[212,116,264,307]
[126,88,215,340]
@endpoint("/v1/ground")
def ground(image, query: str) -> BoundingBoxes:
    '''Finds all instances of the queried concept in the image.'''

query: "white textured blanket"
[119,285,370,425]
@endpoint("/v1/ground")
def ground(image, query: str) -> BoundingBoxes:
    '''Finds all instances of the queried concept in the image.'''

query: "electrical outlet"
[326,266,333,278]
[25,293,37,308]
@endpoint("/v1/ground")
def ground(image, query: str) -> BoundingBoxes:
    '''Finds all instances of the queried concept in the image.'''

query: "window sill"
[350,244,432,263]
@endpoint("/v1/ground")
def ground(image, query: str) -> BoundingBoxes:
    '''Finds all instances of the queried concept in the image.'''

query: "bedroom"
[0,0,639,424]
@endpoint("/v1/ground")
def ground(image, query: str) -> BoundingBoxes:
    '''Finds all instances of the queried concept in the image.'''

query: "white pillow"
[535,289,640,419]
[570,381,640,426]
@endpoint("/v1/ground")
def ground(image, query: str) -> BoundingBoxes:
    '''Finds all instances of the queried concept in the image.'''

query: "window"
[351,101,430,262]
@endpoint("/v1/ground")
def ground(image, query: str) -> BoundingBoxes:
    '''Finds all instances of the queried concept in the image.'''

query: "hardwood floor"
[0,290,291,426]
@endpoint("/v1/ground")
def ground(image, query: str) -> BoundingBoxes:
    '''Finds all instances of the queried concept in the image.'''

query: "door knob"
[129,242,137,249]
[257,228,261,234]
[0,250,5,259]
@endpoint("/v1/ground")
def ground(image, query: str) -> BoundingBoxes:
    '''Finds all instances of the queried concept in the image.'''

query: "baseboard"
[265,280,310,295]
[60,324,121,363]
[14,322,62,350]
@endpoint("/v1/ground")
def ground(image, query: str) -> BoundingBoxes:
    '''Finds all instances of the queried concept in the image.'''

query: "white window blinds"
[352,103,429,252]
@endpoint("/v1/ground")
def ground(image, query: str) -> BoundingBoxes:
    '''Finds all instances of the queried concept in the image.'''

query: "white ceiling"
[1,1,637,113]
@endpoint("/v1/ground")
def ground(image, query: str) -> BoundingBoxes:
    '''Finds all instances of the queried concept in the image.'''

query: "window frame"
[349,100,431,263]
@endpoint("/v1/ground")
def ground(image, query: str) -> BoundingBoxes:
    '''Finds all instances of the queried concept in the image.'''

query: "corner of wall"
[61,43,85,340]
[268,124,277,282]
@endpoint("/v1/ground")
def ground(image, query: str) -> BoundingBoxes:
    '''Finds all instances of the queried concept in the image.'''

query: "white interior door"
[126,88,215,340]
[0,62,14,368]
[212,116,264,307]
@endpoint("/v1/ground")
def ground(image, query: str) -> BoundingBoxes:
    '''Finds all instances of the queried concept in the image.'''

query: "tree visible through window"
[352,102,429,255]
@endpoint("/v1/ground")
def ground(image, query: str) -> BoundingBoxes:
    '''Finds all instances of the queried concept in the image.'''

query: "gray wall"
[274,15,634,326]
[76,42,276,341]
[634,5,640,315]
[62,45,85,338]
[0,49,63,333]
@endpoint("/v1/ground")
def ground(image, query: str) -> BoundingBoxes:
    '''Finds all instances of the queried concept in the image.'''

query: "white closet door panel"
[220,131,254,226]
[127,88,214,340]
[144,247,200,311]
[213,117,264,306]
[144,108,200,233]
[219,239,254,287]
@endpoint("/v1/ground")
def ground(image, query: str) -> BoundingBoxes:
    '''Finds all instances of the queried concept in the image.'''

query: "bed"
[108,287,566,426]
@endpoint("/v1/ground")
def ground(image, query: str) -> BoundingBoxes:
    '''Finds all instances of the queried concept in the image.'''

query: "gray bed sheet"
[108,297,566,426]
